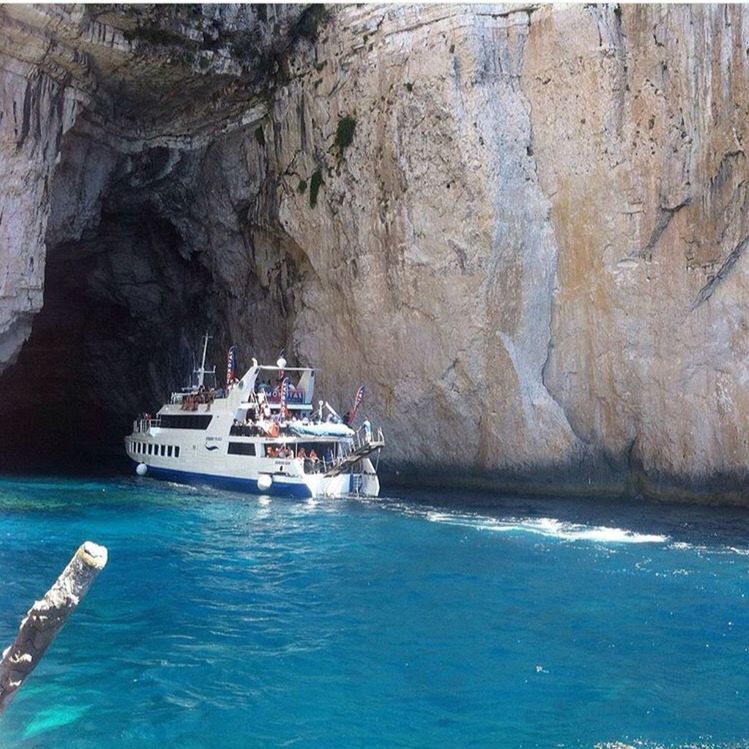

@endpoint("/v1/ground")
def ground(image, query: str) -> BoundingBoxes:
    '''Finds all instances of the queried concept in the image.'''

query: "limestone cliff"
[1,3,748,502]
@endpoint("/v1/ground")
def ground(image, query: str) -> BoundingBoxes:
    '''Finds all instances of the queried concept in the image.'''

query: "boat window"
[229,423,264,437]
[159,445,164,456]
[167,445,172,457]
[159,414,214,430]
[146,444,151,455]
[228,442,256,456]
[175,446,180,458]
[294,442,336,458]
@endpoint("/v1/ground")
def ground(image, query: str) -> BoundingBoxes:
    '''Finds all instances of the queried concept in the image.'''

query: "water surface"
[0,476,748,748]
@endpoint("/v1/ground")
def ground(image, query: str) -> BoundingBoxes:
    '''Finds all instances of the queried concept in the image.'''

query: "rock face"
[1,4,748,502]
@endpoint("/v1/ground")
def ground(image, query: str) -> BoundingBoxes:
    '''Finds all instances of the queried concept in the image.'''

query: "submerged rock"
[0,4,748,502]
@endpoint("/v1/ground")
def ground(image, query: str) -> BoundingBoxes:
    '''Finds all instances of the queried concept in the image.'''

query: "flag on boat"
[226,345,237,384]
[353,385,365,410]
[349,384,365,423]
[280,376,291,419]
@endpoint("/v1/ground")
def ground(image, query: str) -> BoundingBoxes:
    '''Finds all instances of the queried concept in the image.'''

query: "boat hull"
[129,459,378,499]
[143,464,316,498]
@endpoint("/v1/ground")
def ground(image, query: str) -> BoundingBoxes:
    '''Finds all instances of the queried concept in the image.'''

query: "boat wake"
[596,741,749,749]
[423,511,669,544]
[366,498,749,556]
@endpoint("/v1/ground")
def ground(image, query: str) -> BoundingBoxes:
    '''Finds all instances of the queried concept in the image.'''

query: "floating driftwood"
[0,541,108,712]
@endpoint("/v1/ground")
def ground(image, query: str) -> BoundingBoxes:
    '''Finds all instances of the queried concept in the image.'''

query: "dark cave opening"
[0,210,215,473]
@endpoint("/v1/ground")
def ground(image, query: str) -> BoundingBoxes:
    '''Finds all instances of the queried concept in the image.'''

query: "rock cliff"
[1,3,748,502]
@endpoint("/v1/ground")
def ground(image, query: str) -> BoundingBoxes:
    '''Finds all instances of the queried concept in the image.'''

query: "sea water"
[0,476,748,748]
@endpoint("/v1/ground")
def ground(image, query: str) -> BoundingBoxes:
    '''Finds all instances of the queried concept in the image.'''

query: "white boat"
[124,336,384,498]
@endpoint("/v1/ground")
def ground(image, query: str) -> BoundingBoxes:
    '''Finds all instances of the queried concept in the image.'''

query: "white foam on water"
[596,741,749,749]
[668,540,749,558]
[374,499,749,554]
[424,511,669,544]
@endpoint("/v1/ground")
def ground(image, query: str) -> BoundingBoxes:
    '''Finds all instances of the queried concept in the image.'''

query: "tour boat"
[124,336,384,498]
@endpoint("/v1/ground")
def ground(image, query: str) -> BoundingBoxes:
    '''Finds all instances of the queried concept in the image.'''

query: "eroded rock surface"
[0,4,748,501]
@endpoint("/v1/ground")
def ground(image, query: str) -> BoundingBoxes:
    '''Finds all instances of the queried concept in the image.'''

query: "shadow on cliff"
[380,457,749,508]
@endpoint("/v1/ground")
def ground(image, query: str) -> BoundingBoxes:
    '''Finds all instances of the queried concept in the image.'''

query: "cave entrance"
[0,211,213,474]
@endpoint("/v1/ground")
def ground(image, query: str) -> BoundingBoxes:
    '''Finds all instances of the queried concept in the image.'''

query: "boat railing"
[133,417,162,433]
[352,425,385,452]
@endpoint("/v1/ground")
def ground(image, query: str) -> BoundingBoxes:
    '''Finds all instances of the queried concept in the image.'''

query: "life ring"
[264,422,280,438]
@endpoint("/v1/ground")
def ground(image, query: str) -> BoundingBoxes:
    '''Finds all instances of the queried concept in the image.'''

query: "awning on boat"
[290,423,354,438]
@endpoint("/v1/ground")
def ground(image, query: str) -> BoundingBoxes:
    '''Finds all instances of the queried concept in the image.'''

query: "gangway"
[324,427,385,477]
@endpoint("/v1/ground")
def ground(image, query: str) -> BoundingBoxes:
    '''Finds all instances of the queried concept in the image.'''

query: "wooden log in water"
[0,541,108,713]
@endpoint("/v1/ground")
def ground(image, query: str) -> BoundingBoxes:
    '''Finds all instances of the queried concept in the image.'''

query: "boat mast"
[194,333,213,389]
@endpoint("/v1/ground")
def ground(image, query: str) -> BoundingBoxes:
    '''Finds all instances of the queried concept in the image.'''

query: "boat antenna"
[195,333,213,389]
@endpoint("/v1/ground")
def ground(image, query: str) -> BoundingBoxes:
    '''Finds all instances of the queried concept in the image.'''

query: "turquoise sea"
[0,475,748,748]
